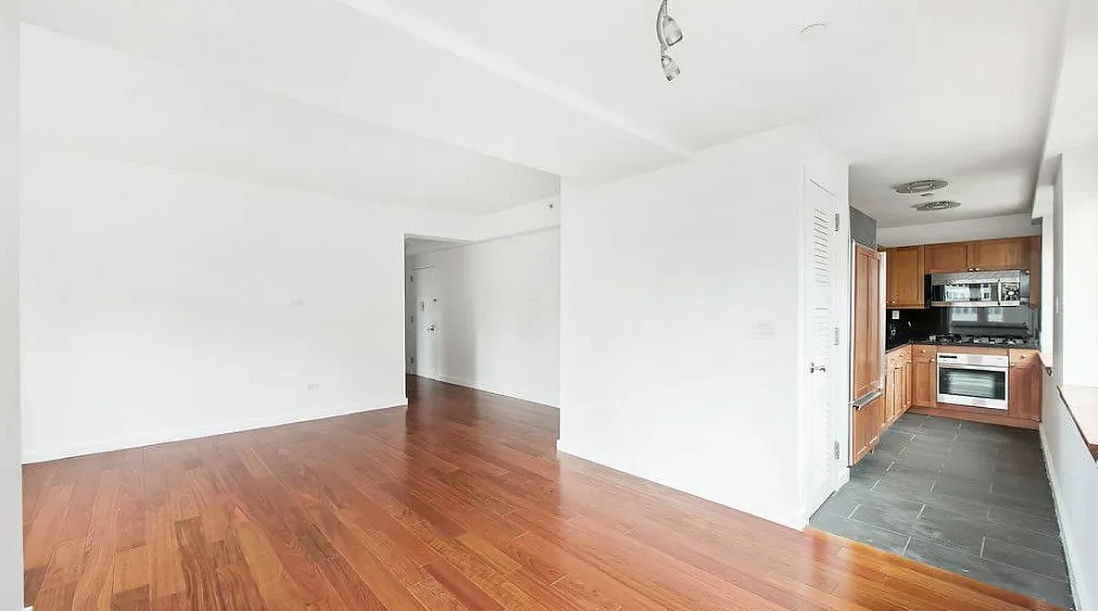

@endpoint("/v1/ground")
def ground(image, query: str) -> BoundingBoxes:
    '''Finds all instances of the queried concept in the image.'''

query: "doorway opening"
[408,265,439,379]
[403,236,467,383]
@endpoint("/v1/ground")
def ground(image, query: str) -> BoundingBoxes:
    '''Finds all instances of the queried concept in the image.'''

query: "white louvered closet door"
[805,178,837,514]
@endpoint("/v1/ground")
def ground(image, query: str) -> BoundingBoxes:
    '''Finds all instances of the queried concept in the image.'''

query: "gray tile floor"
[811,413,1075,609]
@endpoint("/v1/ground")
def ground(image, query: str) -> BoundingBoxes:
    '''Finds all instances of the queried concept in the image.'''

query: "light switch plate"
[749,321,774,337]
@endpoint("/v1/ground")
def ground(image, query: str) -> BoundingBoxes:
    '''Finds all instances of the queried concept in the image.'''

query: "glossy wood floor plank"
[23,376,1067,610]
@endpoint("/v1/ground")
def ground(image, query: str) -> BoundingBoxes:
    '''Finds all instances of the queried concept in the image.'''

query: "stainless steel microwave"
[929,270,1027,308]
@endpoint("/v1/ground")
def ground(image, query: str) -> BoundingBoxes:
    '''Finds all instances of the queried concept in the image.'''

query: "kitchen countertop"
[885,338,1040,353]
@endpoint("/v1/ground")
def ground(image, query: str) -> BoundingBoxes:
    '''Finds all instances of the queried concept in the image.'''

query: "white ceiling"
[405,237,466,257]
[19,26,560,214]
[20,0,1073,225]
[1041,0,1098,182]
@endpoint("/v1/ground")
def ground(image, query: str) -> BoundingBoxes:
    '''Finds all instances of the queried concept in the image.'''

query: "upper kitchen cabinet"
[884,246,924,309]
[969,238,1029,271]
[924,243,970,274]
[924,238,1031,274]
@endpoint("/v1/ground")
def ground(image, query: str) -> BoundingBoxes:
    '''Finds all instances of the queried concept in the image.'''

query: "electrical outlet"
[290,299,304,307]
[891,311,900,320]
[307,383,319,391]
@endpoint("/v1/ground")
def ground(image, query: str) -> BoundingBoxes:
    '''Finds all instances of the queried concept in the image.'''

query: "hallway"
[22,377,1067,610]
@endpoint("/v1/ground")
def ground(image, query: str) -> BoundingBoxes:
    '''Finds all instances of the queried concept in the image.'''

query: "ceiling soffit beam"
[334,0,693,161]
[1031,0,1072,196]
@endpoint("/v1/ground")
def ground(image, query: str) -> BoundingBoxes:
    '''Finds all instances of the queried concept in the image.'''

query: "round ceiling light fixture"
[913,200,961,212]
[656,0,684,81]
[894,179,948,195]
[799,22,829,41]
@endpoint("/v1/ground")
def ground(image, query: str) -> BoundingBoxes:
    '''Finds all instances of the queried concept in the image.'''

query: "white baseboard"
[21,397,408,464]
[433,374,559,408]
[555,439,806,531]
[1039,424,1088,611]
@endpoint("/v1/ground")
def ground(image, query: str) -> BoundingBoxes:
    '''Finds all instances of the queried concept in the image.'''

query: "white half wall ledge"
[1039,388,1096,611]
[21,398,408,464]
[877,213,1040,247]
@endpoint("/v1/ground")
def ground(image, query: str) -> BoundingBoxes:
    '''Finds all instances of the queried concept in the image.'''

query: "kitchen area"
[812,229,1074,608]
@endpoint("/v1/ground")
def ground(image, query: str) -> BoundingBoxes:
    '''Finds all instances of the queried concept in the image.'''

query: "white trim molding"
[21,398,408,464]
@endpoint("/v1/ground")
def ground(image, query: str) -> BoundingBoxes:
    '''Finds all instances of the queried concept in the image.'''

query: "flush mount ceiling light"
[657,0,684,81]
[894,179,948,195]
[798,22,829,41]
[913,200,961,212]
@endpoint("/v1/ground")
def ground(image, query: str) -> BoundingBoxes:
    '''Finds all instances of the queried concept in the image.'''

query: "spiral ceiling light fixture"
[656,0,684,81]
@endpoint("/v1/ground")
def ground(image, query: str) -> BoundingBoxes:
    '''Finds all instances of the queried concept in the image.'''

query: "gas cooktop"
[932,334,1036,348]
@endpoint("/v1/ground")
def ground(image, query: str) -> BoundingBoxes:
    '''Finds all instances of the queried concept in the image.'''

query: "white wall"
[1057,148,1098,387]
[0,0,22,606]
[405,229,560,406]
[1041,376,1098,611]
[20,147,412,462]
[559,126,848,529]
[1040,212,1054,357]
[1040,147,1098,611]
[877,213,1040,247]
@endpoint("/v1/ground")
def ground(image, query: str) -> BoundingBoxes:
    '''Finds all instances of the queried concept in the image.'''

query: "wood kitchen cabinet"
[883,237,1042,310]
[883,246,924,309]
[923,238,1030,274]
[970,238,1029,271]
[852,394,883,465]
[884,364,898,427]
[901,351,912,413]
[883,346,913,428]
[1029,236,1042,307]
[911,344,938,408]
[924,243,971,274]
[1009,349,1043,421]
[853,245,882,401]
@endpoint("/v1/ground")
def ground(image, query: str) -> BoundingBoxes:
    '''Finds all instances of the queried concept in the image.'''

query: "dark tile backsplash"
[887,308,945,345]
[886,306,1040,346]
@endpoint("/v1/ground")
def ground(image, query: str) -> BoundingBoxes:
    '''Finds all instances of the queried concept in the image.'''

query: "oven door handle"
[938,363,1009,372]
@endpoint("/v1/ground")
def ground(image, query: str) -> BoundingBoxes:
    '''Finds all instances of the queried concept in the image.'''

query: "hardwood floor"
[23,376,1066,611]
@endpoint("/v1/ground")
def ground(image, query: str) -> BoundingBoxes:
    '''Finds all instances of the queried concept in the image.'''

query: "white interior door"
[411,267,439,379]
[805,179,838,514]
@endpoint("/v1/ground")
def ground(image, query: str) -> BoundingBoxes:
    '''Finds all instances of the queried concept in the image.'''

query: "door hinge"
[834,326,840,346]
[834,213,841,232]
[834,441,841,460]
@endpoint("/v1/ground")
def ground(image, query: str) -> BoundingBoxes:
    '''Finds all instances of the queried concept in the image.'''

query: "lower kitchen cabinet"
[1008,349,1042,421]
[911,344,938,407]
[854,346,1044,465]
[901,358,912,412]
[884,346,912,427]
[853,394,883,464]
